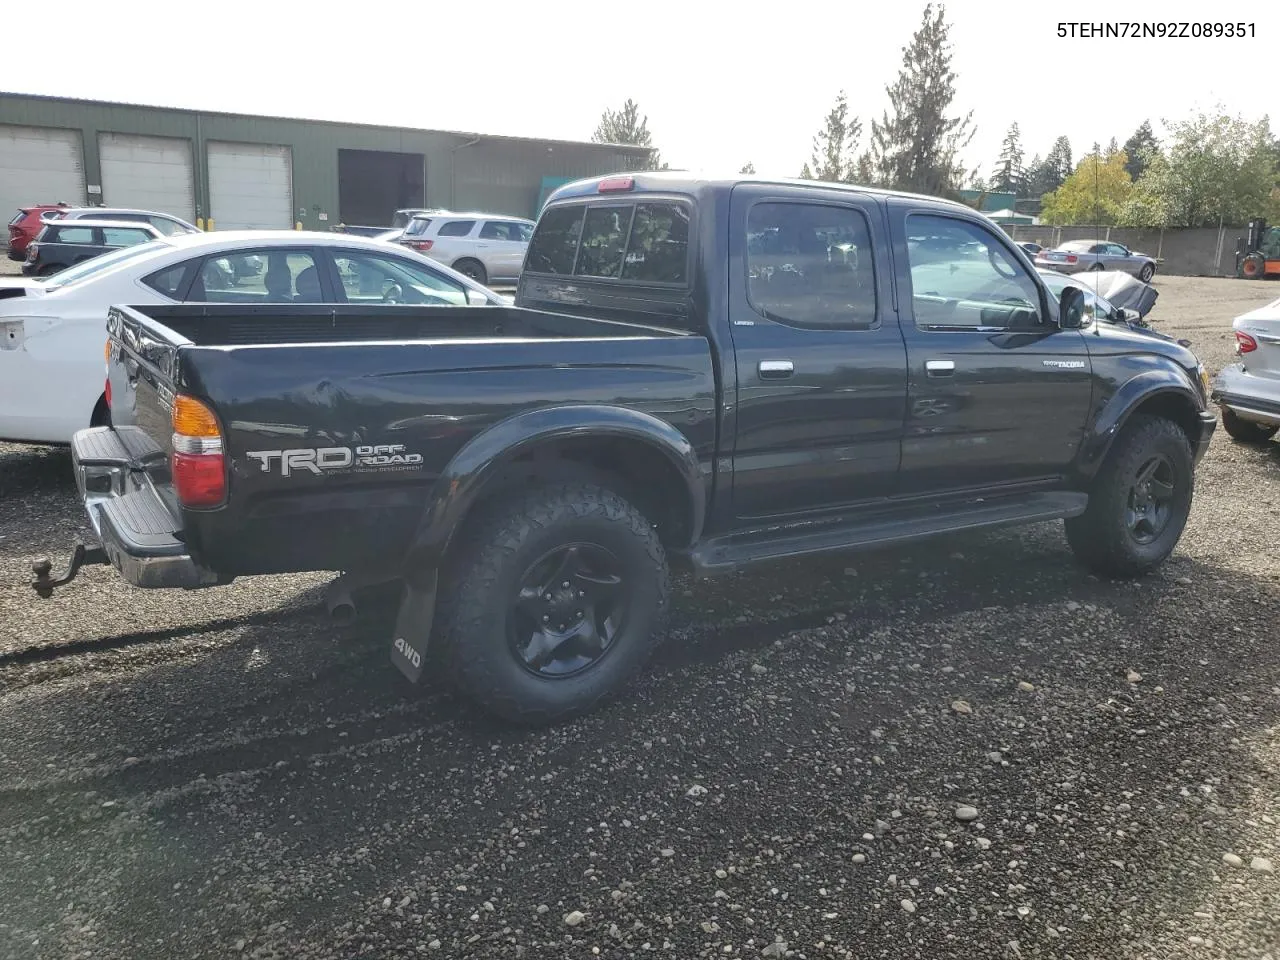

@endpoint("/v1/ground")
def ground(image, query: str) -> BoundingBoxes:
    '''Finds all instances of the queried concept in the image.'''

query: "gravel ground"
[0,259,21,276]
[2,276,1280,960]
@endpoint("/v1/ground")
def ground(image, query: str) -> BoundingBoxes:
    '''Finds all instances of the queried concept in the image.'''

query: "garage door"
[0,124,86,221]
[98,133,196,222]
[207,141,293,230]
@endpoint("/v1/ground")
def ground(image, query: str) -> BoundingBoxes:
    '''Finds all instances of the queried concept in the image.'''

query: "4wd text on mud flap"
[245,445,424,477]
[394,637,422,669]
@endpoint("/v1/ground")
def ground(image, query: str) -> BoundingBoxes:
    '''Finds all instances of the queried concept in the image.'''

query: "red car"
[7,203,71,261]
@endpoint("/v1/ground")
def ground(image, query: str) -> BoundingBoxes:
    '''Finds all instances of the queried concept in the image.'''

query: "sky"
[3,0,1277,182]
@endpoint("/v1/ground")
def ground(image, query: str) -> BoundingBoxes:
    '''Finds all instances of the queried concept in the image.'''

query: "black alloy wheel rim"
[1126,454,1176,544]
[509,543,627,678]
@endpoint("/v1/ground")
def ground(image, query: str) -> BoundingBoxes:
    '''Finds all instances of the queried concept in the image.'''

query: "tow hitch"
[31,543,108,598]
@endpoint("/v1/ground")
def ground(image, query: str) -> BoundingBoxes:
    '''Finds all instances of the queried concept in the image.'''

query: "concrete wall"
[0,93,647,226]
[1003,223,1246,277]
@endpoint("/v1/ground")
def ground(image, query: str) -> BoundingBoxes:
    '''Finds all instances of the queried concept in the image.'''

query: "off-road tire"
[1220,406,1279,443]
[435,482,669,725]
[1065,415,1194,579]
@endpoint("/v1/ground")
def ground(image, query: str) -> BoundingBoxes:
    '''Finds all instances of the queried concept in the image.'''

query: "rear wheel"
[1240,254,1265,279]
[37,263,61,277]
[1090,261,1106,272]
[452,258,487,285]
[435,482,669,724]
[1065,415,1194,579]
[1221,406,1279,443]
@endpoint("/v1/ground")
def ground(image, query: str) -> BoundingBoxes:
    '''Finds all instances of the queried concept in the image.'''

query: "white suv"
[396,214,534,285]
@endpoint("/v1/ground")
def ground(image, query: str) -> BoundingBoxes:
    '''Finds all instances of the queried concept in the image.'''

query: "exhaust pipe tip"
[325,575,358,625]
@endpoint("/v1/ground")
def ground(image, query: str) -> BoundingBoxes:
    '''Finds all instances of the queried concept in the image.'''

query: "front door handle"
[758,359,794,379]
[925,359,955,378]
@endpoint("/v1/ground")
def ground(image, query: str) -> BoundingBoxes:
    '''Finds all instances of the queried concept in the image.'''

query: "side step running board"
[690,491,1088,574]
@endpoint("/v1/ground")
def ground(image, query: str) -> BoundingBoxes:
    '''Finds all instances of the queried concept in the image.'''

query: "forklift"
[1235,217,1280,278]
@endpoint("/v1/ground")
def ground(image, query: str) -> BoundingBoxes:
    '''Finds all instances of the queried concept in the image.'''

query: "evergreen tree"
[592,98,663,170]
[853,153,876,186]
[803,91,863,182]
[739,161,757,175]
[867,3,975,198]
[1045,136,1073,187]
[992,123,1024,194]
[1121,120,1158,180]
[1105,136,1119,159]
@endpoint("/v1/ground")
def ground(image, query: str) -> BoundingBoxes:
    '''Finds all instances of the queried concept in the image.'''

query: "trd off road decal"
[245,444,424,477]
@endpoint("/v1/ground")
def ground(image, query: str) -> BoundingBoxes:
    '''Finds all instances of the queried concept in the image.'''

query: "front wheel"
[435,482,669,724]
[1065,415,1194,579]
[1221,406,1279,443]
[1138,263,1155,283]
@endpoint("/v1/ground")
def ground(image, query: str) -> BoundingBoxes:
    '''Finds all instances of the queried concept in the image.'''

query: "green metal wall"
[0,93,648,225]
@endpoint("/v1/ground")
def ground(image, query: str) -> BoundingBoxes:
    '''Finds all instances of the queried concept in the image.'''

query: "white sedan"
[0,230,507,446]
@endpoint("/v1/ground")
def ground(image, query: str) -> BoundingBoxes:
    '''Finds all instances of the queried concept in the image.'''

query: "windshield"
[41,240,171,288]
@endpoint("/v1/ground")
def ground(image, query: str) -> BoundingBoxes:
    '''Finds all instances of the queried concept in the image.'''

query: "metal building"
[0,92,650,230]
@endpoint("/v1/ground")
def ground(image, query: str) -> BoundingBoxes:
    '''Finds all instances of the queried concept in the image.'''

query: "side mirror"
[1058,285,1086,329]
[1120,307,1142,323]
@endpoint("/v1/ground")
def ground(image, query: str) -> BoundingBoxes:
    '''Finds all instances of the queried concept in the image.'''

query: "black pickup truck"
[36,173,1217,724]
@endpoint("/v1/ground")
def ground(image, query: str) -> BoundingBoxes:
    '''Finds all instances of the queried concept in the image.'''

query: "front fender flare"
[404,404,706,571]
[1077,369,1202,480]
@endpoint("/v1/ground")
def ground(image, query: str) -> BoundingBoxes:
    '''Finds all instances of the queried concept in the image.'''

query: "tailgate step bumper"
[32,427,222,594]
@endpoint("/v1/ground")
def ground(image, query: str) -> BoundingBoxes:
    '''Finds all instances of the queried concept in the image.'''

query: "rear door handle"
[758,359,794,379]
[925,359,955,377]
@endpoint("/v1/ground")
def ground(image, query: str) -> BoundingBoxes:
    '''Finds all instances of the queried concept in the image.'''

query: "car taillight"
[408,240,433,251]
[171,394,226,508]
[103,341,112,408]
[1236,332,1259,354]
[1065,254,1077,263]
[25,243,37,260]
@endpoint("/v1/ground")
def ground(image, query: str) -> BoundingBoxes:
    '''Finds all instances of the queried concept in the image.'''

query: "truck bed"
[101,303,718,578]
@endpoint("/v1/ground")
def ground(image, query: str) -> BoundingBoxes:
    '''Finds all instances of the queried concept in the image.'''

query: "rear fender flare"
[1077,370,1201,481]
[403,404,705,572]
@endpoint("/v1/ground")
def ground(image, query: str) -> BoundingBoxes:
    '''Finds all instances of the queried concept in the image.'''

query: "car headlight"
[1197,362,1212,398]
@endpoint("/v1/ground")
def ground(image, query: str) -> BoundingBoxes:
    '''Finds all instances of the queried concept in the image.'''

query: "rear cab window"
[524,198,690,284]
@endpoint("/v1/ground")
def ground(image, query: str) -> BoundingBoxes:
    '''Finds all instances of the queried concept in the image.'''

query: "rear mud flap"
[390,570,437,684]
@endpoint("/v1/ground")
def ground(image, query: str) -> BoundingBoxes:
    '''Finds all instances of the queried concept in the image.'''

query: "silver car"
[396,213,534,285]
[1211,295,1280,443]
[1036,240,1159,282]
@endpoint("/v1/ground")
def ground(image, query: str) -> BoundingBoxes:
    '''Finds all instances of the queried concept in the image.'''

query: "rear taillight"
[1236,331,1259,354]
[408,240,433,251]
[1065,254,1078,264]
[171,395,226,508]
[25,243,37,261]
[104,341,112,409]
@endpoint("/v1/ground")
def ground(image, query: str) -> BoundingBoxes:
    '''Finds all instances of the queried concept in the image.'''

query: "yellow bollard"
[196,217,205,231]
[295,221,302,231]
[207,218,215,231]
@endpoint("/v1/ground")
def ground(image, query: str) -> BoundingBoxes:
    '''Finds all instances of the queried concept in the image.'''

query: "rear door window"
[188,250,322,303]
[403,217,433,237]
[53,226,95,244]
[437,220,476,238]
